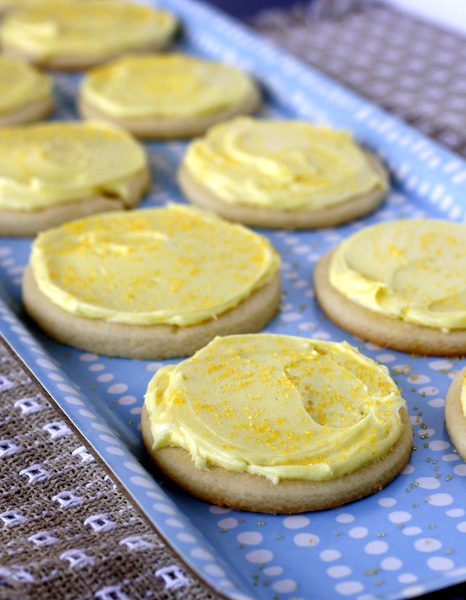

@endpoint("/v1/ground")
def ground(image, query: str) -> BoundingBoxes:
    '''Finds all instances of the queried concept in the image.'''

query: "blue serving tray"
[2,1,466,598]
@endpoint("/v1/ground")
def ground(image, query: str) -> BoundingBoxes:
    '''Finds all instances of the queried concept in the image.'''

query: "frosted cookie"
[0,120,149,237]
[0,0,178,69]
[79,53,261,139]
[22,206,281,359]
[142,334,413,514]
[177,117,388,229]
[0,55,54,125]
[314,219,466,356]
[445,367,466,461]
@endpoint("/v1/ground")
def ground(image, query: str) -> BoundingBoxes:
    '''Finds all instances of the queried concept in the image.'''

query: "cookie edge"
[141,403,413,514]
[445,366,466,462]
[22,266,281,359]
[0,166,150,237]
[78,79,262,139]
[314,248,466,356]
[177,150,388,229]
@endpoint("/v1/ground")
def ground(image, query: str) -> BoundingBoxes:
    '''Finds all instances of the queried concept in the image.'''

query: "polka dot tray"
[1,1,466,599]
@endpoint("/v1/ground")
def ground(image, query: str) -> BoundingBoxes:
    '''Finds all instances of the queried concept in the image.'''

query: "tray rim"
[0,333,236,600]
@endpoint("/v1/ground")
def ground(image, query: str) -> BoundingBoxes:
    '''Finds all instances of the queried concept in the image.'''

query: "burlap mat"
[2,2,466,599]
[252,0,466,158]
[0,338,219,600]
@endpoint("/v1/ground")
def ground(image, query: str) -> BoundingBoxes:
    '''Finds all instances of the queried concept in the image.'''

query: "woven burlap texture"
[0,340,219,600]
[253,0,466,158]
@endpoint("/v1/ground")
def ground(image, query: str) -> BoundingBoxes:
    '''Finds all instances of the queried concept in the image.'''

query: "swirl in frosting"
[144,333,406,482]
[0,55,52,115]
[0,120,147,211]
[182,117,387,210]
[329,219,466,331]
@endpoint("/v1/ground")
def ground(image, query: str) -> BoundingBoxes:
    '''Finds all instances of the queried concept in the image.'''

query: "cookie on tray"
[141,333,413,514]
[79,53,261,139]
[0,0,178,70]
[0,120,149,237]
[22,205,281,359]
[177,116,388,229]
[314,219,466,356]
[445,367,466,461]
[0,55,54,126]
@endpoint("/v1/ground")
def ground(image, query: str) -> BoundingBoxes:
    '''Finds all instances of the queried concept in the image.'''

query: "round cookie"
[314,219,466,356]
[22,206,281,359]
[445,366,466,461]
[0,0,178,70]
[79,53,261,139]
[177,117,388,229]
[0,55,54,126]
[142,334,413,514]
[0,120,149,237]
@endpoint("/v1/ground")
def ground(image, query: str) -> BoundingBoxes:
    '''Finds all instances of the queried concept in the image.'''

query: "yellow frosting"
[0,1,177,59]
[182,117,387,210]
[144,334,405,483]
[30,205,280,326]
[81,53,256,119]
[0,120,147,211]
[0,55,52,115]
[461,372,466,417]
[329,219,466,331]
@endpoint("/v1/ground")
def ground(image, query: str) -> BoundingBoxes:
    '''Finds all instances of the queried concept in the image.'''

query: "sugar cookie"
[445,366,466,462]
[1,0,178,69]
[178,117,388,229]
[79,53,261,138]
[314,219,466,356]
[142,334,413,513]
[22,206,281,359]
[0,55,53,126]
[0,120,149,237]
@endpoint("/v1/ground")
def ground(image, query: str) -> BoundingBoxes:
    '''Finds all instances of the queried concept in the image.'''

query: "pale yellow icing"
[0,55,52,115]
[460,372,466,417]
[0,1,177,59]
[144,334,405,483]
[81,53,257,119]
[182,117,387,210]
[30,205,280,326]
[329,219,466,331]
[0,120,147,211]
